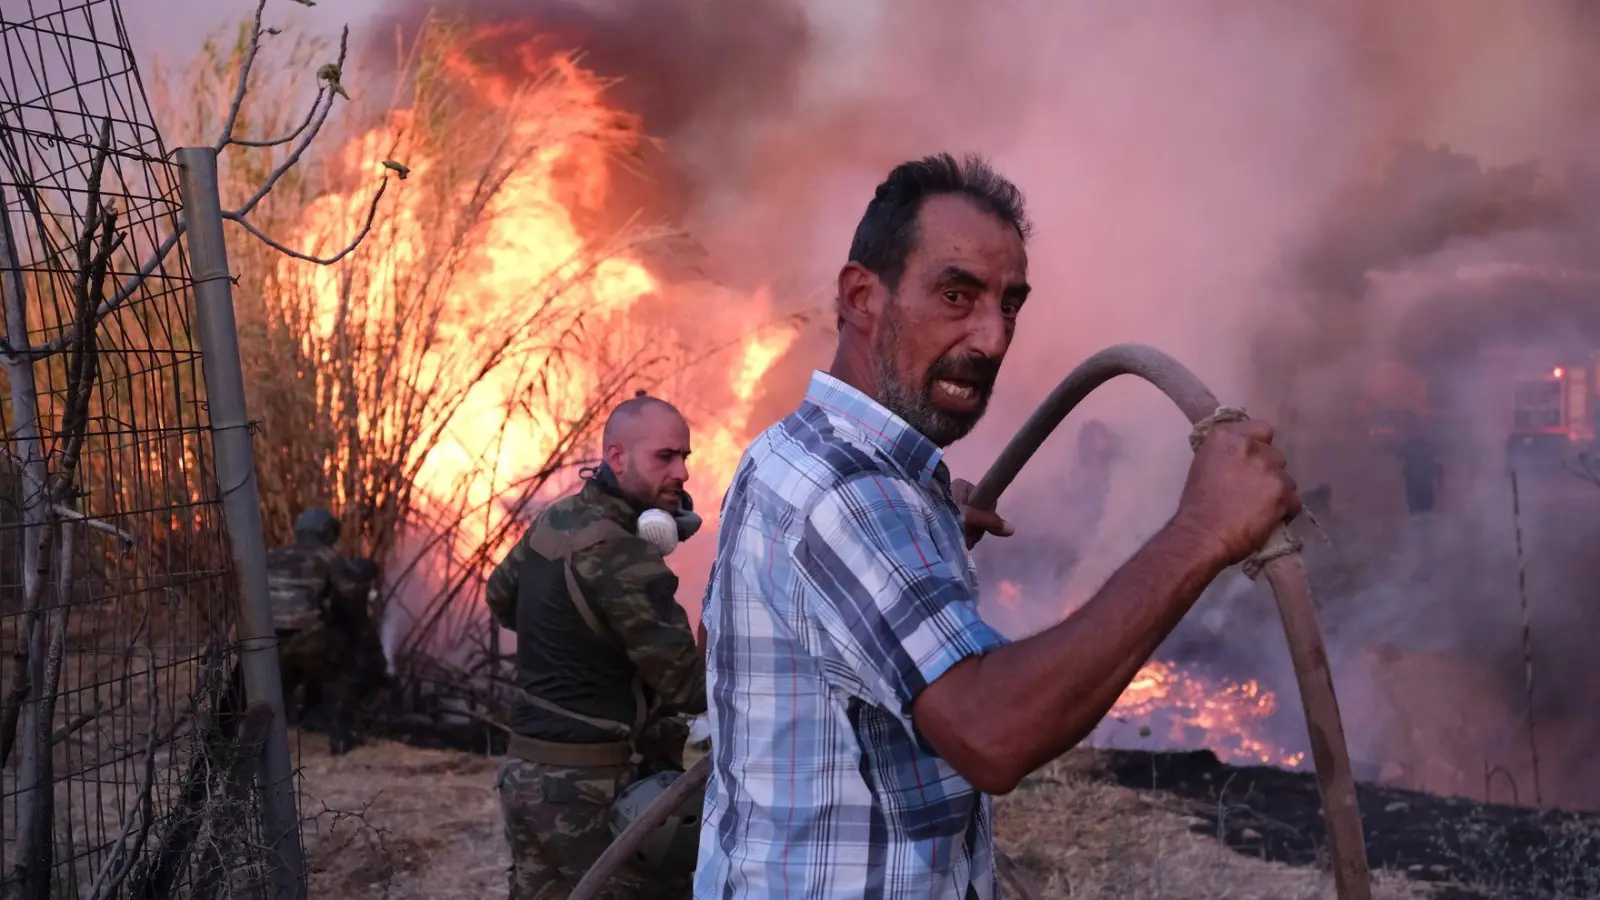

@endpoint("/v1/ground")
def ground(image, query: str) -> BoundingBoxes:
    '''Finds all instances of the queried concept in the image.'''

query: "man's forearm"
[916,518,1227,793]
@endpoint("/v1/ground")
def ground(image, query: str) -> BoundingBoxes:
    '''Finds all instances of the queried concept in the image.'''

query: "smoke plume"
[367,0,1600,809]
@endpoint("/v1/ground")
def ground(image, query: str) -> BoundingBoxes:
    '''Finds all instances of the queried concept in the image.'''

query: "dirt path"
[296,734,508,899]
[291,734,1439,899]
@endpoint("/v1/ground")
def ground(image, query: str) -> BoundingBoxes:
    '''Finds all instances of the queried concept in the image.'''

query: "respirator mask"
[636,489,703,556]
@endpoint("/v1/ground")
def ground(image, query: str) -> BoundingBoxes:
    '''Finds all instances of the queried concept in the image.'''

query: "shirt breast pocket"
[923,505,978,589]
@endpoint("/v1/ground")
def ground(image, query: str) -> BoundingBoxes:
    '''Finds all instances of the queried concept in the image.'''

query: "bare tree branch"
[53,118,120,501]
[0,654,26,764]
[443,704,513,735]
[223,175,389,265]
[214,0,271,152]
[0,173,61,896]
[52,503,136,549]
[12,228,186,359]
[232,87,329,149]
[230,26,351,220]
[50,702,106,746]
[6,11,370,362]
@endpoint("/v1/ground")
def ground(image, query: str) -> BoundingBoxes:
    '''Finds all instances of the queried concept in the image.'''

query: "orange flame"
[1110,659,1304,767]
[996,578,1301,767]
[280,37,795,580]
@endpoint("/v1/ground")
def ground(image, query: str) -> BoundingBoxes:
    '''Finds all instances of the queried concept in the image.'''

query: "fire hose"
[570,342,1371,900]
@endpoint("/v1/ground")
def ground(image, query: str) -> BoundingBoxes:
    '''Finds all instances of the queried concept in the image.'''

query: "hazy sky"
[125,0,377,70]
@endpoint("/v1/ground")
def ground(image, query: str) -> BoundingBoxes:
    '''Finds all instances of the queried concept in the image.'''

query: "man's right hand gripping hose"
[967,342,1371,900]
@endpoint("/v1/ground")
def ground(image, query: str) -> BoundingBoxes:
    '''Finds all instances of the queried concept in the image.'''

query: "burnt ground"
[1094,749,1600,900]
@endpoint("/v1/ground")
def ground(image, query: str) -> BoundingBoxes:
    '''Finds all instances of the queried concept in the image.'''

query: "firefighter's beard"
[616,457,682,513]
[872,302,997,448]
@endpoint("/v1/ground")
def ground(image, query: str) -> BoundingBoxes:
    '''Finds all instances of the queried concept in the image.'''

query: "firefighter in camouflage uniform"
[268,507,382,756]
[487,393,707,900]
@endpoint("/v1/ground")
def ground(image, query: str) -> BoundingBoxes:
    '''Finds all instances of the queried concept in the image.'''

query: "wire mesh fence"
[1,1,282,896]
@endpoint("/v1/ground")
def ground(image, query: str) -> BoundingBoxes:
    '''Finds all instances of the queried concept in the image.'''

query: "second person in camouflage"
[267,508,380,756]
[487,393,707,900]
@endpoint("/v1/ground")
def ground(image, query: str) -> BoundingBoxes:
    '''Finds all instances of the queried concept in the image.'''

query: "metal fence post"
[176,146,306,900]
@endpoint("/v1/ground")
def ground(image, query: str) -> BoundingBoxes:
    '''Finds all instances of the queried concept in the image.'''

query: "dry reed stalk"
[156,14,704,678]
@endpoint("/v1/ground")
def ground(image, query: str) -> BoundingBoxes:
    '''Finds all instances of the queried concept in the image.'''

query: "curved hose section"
[569,755,712,900]
[573,342,1371,900]
[968,342,1370,899]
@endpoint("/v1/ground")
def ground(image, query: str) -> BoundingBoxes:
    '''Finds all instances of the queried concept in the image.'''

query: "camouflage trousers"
[496,758,691,900]
[278,625,343,706]
[278,624,388,754]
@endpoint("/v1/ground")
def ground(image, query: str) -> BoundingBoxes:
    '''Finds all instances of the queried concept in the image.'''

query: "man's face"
[866,195,1030,446]
[607,406,692,512]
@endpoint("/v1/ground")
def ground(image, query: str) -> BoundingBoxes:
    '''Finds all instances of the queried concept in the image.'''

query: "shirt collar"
[580,466,644,523]
[802,370,948,488]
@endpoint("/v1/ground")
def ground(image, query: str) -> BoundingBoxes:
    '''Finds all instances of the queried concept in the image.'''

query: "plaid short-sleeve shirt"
[695,371,1009,900]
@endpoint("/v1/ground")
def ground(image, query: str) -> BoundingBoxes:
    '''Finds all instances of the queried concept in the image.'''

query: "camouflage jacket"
[266,539,372,633]
[486,474,706,725]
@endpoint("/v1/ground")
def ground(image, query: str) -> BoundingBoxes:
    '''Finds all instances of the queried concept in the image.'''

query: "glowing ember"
[994,578,1024,610]
[1109,659,1305,768]
[992,584,1299,767]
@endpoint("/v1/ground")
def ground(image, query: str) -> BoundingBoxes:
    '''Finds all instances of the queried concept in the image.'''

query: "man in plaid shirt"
[695,154,1301,898]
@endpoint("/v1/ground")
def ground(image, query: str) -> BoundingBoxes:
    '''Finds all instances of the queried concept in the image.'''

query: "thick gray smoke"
[345,0,1600,808]
[361,0,813,236]
[746,0,1600,813]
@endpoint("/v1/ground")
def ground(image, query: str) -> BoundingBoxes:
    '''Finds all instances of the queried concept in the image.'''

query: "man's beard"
[616,462,682,512]
[635,482,682,513]
[872,304,999,447]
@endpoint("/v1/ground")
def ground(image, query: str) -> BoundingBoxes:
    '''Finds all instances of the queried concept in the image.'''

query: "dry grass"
[296,734,507,900]
[294,737,1435,900]
[994,754,1427,900]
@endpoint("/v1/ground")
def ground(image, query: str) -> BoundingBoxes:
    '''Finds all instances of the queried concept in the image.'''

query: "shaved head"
[602,393,683,448]
[602,391,692,512]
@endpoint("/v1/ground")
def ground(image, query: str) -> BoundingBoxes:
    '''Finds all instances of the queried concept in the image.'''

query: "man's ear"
[602,443,625,472]
[836,262,882,332]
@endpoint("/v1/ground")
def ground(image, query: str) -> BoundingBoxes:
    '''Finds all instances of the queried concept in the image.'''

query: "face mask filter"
[637,508,681,555]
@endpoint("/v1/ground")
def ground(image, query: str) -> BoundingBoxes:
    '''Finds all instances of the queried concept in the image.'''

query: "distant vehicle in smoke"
[1360,353,1596,475]
[1361,260,1600,474]
[1504,361,1588,471]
